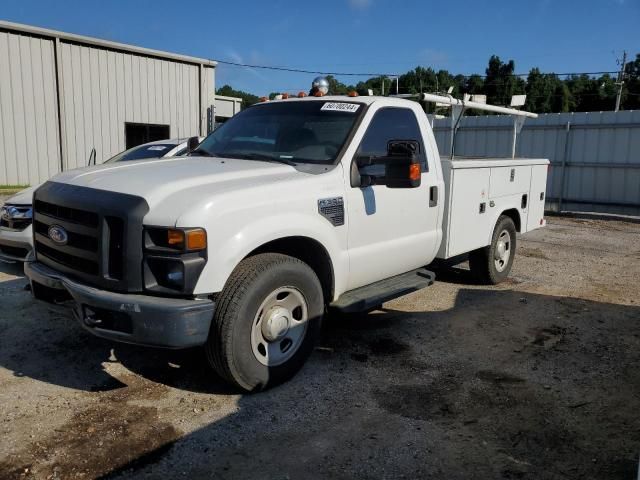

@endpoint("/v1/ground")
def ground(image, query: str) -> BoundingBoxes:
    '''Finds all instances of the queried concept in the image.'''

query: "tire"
[205,253,324,392]
[469,215,517,285]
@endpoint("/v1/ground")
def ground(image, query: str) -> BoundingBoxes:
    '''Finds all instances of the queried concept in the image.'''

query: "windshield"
[104,143,177,163]
[193,101,364,164]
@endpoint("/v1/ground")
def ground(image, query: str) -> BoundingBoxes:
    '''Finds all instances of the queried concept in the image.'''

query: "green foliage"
[216,85,260,108]
[525,68,569,113]
[220,53,639,114]
[484,55,526,106]
[324,75,353,95]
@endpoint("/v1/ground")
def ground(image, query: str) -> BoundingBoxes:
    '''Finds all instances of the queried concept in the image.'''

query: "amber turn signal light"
[166,228,206,250]
[186,229,207,250]
[167,229,185,246]
[409,163,421,181]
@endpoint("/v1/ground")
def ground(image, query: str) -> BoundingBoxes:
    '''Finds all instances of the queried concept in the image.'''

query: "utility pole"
[615,50,627,112]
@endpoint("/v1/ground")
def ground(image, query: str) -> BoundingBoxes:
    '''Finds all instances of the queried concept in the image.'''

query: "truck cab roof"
[261,95,415,108]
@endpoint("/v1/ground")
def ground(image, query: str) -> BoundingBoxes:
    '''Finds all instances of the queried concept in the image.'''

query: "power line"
[460,70,618,79]
[214,58,619,79]
[213,59,396,77]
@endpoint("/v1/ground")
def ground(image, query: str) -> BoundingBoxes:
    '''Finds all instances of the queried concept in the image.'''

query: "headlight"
[1,205,32,220]
[143,227,207,295]
[145,227,207,252]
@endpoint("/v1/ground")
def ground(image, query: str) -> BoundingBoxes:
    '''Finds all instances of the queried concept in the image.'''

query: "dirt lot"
[0,216,639,479]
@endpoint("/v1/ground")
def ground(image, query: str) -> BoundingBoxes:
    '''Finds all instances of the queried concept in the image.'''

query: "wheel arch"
[499,208,521,232]
[247,236,335,304]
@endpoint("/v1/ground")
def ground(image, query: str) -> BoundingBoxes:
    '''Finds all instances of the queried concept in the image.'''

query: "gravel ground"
[0,217,639,479]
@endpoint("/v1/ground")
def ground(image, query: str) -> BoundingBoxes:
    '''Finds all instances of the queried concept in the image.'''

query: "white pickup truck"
[25,95,548,391]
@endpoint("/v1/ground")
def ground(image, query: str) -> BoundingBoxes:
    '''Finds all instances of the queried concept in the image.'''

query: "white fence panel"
[433,111,640,216]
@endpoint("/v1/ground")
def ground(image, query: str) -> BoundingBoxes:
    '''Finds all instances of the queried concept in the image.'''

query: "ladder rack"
[392,93,538,159]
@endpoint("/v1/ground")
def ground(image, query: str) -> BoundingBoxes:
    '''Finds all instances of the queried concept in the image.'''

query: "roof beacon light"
[348,91,359,97]
[297,91,306,98]
[311,76,329,96]
[282,93,290,99]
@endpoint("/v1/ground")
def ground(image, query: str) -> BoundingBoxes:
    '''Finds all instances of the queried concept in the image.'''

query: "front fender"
[193,212,348,298]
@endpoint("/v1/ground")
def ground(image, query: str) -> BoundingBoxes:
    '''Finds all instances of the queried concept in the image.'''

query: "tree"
[218,51,639,114]
[623,53,640,110]
[565,74,616,112]
[525,68,568,113]
[216,85,260,108]
[464,74,485,94]
[354,75,391,96]
[484,55,525,106]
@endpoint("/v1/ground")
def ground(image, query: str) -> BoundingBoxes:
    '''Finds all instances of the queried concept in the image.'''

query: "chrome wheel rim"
[494,229,511,273]
[251,287,308,366]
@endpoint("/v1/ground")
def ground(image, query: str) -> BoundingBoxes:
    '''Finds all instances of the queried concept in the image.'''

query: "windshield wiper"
[231,153,297,166]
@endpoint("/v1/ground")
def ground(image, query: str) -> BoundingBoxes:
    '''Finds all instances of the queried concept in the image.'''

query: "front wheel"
[205,253,324,392]
[469,215,517,285]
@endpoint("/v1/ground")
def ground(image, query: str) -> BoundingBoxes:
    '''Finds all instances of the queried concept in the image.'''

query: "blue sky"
[3,0,638,96]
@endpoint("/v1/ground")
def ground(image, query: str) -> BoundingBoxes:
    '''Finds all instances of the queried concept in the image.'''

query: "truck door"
[345,106,440,290]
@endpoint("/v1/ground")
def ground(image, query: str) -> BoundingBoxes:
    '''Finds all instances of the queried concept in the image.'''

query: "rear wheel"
[205,253,324,392]
[469,215,517,285]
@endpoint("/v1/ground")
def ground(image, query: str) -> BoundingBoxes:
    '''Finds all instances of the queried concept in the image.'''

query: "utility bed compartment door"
[446,168,492,258]
[526,164,548,231]
[489,166,531,198]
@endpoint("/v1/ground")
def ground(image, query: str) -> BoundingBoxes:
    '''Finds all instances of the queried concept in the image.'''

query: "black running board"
[330,268,435,313]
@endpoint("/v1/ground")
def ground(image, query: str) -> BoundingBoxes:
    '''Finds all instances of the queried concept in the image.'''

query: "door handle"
[429,186,438,207]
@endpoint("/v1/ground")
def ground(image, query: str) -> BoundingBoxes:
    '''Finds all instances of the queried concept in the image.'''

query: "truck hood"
[49,155,298,208]
[5,184,41,205]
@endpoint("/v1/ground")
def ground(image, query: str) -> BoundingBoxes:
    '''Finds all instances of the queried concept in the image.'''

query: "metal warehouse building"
[0,21,219,186]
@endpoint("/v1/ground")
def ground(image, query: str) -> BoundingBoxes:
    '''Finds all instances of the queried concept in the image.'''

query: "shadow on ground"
[0,261,235,395]
[1,262,638,479]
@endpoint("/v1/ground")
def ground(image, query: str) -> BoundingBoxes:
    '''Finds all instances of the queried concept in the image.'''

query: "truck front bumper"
[0,225,33,263]
[24,261,215,348]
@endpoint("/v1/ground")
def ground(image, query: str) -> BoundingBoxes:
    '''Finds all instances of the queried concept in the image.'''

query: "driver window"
[357,107,427,174]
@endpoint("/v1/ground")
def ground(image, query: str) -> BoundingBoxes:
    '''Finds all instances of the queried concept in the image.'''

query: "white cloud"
[348,0,372,10]
[225,49,269,82]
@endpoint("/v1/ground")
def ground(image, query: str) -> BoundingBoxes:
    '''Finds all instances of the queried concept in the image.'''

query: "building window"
[125,123,170,149]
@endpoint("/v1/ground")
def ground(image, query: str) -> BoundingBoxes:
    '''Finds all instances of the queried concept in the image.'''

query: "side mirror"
[186,136,200,153]
[353,140,422,189]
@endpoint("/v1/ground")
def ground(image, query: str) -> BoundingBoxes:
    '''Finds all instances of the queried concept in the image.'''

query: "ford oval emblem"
[48,225,68,245]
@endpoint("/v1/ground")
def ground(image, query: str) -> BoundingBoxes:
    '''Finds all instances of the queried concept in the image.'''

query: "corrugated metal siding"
[214,95,242,119]
[0,31,60,185]
[59,43,201,170]
[433,111,640,216]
